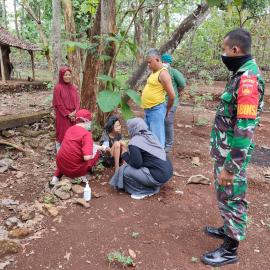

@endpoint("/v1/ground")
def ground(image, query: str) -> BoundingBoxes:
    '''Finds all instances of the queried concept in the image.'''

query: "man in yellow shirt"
[141,49,175,147]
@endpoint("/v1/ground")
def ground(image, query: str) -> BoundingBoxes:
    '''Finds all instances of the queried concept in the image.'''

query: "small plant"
[91,118,103,141]
[195,117,209,127]
[107,251,134,267]
[97,74,141,120]
[95,161,105,174]
[44,82,53,90]
[131,232,140,239]
[43,193,56,204]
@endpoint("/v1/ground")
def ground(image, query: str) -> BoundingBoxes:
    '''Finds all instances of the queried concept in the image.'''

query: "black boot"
[204,226,225,239]
[201,236,239,266]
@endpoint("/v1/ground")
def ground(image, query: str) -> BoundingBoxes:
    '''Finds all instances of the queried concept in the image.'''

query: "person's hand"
[219,169,234,186]
[68,110,76,121]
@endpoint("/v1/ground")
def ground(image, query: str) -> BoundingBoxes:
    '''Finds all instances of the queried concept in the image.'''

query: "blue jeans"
[144,103,166,147]
[165,106,177,152]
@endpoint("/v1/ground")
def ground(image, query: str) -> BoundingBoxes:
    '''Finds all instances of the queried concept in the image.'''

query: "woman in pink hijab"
[53,67,80,150]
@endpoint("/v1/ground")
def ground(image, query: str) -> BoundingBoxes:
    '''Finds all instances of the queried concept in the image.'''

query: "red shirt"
[56,125,94,177]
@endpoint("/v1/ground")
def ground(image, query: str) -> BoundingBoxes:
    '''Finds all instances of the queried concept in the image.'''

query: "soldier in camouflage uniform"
[201,29,265,267]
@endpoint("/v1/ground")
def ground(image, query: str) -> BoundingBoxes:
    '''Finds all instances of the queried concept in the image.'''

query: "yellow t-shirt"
[141,67,166,109]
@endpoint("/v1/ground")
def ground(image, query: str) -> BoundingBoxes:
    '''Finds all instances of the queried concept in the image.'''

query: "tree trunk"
[62,0,81,89]
[51,0,63,84]
[19,1,53,71]
[133,2,144,65]
[13,0,20,38]
[127,3,210,89]
[147,6,160,47]
[81,4,102,113]
[164,3,170,36]
[0,45,11,80]
[81,0,116,126]
[1,0,7,28]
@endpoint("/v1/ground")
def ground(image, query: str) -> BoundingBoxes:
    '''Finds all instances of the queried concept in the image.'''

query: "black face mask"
[221,54,252,73]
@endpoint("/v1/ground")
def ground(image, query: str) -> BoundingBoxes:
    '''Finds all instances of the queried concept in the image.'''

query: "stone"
[54,189,71,200]
[0,240,20,258]
[29,139,39,149]
[1,199,19,208]
[44,205,59,217]
[53,180,72,200]
[175,190,184,195]
[0,259,12,269]
[72,185,84,194]
[16,171,25,178]
[187,175,211,185]
[4,217,21,230]
[191,157,200,167]
[19,208,35,222]
[173,171,185,177]
[0,159,14,173]
[73,198,90,208]
[0,226,8,240]
[54,179,72,190]
[8,228,31,239]
[128,249,136,259]
[1,130,15,138]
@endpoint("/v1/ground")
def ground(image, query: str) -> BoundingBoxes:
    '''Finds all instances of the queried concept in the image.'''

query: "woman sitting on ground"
[100,116,125,172]
[50,109,102,186]
[109,117,173,200]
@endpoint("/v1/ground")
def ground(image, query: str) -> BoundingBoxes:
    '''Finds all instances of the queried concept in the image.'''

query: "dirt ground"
[0,81,269,270]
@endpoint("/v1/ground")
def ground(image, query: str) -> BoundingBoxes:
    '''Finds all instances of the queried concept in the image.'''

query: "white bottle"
[84,182,91,202]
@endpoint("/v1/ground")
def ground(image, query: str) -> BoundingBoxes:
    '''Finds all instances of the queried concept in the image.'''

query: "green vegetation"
[107,251,134,267]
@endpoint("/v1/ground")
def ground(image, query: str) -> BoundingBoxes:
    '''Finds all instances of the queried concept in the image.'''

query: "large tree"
[81,0,116,125]
[62,0,81,88]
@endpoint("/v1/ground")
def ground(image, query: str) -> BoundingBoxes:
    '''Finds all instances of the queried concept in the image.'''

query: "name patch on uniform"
[237,75,259,119]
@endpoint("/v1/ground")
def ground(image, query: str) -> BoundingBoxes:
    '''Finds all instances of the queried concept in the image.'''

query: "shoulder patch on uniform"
[237,75,259,119]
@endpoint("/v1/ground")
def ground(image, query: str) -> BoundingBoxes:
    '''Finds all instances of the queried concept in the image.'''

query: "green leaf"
[99,55,112,61]
[126,89,141,106]
[63,40,90,50]
[98,74,114,82]
[97,91,121,112]
[206,0,224,7]
[121,101,133,120]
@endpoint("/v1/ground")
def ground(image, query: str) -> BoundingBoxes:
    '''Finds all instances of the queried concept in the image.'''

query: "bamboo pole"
[0,45,6,82]
[29,50,35,81]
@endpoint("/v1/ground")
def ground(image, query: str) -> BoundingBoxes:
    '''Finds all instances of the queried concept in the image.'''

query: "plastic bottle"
[84,182,91,201]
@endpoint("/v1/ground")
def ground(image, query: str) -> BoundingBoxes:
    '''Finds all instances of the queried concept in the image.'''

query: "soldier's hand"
[219,169,234,186]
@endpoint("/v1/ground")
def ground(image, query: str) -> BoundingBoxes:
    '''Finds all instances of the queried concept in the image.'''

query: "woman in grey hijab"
[109,118,173,199]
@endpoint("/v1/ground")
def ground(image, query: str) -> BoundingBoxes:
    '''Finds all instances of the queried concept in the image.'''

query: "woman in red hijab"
[53,67,80,150]
[50,109,102,186]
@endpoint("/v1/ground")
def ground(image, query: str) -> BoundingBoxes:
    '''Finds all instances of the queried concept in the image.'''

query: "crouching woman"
[50,109,100,186]
[109,118,173,199]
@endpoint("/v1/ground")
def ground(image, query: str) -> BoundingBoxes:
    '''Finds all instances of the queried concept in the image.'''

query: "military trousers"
[214,160,249,241]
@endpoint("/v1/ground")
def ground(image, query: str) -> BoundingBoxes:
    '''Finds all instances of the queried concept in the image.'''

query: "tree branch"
[107,0,147,77]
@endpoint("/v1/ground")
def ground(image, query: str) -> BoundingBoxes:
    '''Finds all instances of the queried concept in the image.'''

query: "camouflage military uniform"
[210,59,265,241]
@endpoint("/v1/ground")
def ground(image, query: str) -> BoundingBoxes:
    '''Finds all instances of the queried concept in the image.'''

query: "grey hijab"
[127,118,166,161]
